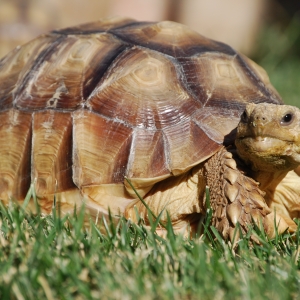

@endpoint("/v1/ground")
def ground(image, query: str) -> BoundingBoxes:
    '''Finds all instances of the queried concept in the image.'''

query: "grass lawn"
[0,186,299,299]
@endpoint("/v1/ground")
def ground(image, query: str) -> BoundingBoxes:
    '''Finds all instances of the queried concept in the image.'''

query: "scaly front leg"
[204,147,297,240]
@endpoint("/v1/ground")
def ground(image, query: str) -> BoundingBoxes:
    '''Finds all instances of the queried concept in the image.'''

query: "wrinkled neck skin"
[251,168,289,191]
[236,142,300,194]
[231,145,298,208]
[249,167,298,214]
[232,145,296,192]
[242,159,297,209]
[232,149,286,186]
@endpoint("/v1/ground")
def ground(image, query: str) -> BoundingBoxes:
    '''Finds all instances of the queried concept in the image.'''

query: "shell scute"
[238,54,283,103]
[72,110,133,187]
[0,109,32,200]
[127,129,169,179]
[32,110,74,197]
[14,34,127,111]
[182,52,280,109]
[163,120,220,175]
[87,47,200,129]
[52,17,138,35]
[0,35,57,110]
[113,21,235,58]
[193,106,241,144]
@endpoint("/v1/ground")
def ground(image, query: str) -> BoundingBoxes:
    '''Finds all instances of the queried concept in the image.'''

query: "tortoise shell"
[0,18,283,211]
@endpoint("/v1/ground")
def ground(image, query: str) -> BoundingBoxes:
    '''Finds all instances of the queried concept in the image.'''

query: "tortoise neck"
[251,169,289,193]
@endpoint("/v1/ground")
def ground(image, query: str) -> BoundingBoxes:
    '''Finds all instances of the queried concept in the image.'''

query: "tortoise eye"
[241,111,248,123]
[280,113,294,125]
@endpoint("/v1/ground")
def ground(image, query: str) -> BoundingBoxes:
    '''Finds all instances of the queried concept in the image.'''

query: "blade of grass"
[125,177,167,230]
[21,184,34,211]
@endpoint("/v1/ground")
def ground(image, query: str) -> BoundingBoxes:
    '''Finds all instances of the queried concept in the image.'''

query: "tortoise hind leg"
[125,165,206,234]
[205,147,297,240]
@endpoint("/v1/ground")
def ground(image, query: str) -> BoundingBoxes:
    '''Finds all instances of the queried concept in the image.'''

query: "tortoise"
[0,17,299,239]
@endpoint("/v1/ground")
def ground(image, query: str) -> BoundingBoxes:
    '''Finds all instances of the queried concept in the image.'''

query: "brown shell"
[0,18,283,205]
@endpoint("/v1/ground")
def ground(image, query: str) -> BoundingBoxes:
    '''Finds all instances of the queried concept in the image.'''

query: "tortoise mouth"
[245,136,289,152]
[235,135,299,172]
[236,135,293,154]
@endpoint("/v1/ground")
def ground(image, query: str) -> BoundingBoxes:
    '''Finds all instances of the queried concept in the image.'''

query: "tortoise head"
[235,103,300,172]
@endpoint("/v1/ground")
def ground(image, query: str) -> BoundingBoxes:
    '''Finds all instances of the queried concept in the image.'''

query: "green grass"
[0,197,299,299]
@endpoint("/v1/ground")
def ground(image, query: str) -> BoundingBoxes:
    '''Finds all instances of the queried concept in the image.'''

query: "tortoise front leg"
[204,147,297,240]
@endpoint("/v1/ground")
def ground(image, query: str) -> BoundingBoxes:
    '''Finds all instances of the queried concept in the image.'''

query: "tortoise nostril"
[254,115,266,122]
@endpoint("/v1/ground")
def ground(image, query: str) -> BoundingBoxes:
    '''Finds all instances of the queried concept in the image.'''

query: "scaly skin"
[205,147,297,240]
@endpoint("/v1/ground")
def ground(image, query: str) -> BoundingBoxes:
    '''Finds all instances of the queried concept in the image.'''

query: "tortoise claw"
[263,212,297,238]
